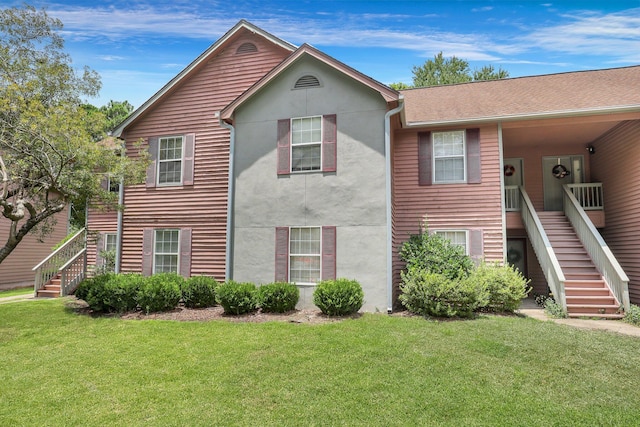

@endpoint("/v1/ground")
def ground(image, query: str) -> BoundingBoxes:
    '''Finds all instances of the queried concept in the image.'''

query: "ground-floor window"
[289,227,321,283]
[154,229,180,273]
[434,230,469,255]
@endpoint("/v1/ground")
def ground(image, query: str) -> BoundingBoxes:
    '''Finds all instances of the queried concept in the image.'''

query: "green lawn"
[0,287,33,298]
[2,299,640,426]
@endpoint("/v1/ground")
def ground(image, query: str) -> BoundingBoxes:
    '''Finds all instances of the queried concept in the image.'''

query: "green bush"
[469,262,530,312]
[137,273,183,314]
[623,304,640,326]
[258,282,299,313]
[399,229,474,280]
[181,276,218,308]
[313,279,364,316]
[544,297,567,318]
[399,270,482,318]
[82,273,143,313]
[216,281,258,315]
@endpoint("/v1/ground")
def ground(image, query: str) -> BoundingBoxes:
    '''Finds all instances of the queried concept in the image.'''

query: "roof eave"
[404,105,640,128]
[112,20,297,137]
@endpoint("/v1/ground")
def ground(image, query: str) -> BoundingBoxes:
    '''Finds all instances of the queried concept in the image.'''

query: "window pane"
[105,234,117,252]
[435,231,467,254]
[289,227,321,283]
[155,255,178,273]
[154,229,179,274]
[158,160,182,184]
[292,145,321,171]
[434,158,464,182]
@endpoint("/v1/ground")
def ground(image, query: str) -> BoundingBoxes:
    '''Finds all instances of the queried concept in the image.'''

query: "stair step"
[566,296,617,305]
[565,279,607,288]
[565,288,611,296]
[566,304,621,314]
[37,289,60,298]
[567,313,625,319]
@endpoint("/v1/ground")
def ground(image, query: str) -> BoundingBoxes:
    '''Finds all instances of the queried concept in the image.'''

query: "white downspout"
[384,97,405,313]
[218,114,235,281]
[498,122,507,262]
[115,142,125,274]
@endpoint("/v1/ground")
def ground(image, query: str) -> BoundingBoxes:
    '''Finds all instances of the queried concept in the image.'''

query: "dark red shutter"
[142,228,154,276]
[321,226,336,280]
[146,137,158,188]
[322,114,337,172]
[95,233,104,267]
[469,229,484,260]
[183,134,195,186]
[179,228,192,278]
[275,227,289,281]
[466,128,481,184]
[418,132,432,186]
[277,119,291,175]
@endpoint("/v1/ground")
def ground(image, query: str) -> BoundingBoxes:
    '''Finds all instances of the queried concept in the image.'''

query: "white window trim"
[290,115,323,173]
[288,226,322,285]
[157,135,185,186]
[106,175,120,193]
[432,130,467,184]
[433,229,469,255]
[153,228,181,274]
[104,233,117,252]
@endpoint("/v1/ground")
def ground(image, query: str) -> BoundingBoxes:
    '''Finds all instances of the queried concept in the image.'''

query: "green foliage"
[469,262,530,312]
[398,228,474,280]
[82,273,143,313]
[544,297,567,318]
[623,304,640,326]
[137,273,183,314]
[258,282,299,313]
[391,51,509,89]
[0,5,148,264]
[313,278,364,316]
[399,270,482,318]
[181,276,218,309]
[216,280,258,315]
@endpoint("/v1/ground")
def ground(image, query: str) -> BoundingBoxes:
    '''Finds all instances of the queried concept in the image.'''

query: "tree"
[391,51,509,89]
[0,5,145,264]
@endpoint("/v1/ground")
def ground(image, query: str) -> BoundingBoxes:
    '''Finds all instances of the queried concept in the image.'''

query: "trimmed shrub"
[258,282,299,313]
[399,229,474,281]
[399,270,483,318]
[216,280,258,315]
[137,273,183,314]
[469,262,530,312]
[74,273,112,302]
[82,273,144,313]
[181,276,218,308]
[623,304,640,326]
[313,278,364,316]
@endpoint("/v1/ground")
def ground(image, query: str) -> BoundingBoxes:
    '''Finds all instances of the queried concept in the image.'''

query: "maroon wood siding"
[392,125,504,293]
[0,207,69,288]
[590,120,640,303]
[86,210,117,268]
[117,30,291,280]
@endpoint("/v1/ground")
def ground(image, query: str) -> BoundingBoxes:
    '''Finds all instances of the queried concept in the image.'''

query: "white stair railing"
[33,228,87,296]
[518,187,567,310]
[567,183,604,210]
[562,186,629,311]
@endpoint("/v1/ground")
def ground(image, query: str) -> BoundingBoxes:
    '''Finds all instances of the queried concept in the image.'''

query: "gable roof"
[401,65,640,127]
[111,20,297,137]
[220,43,400,122]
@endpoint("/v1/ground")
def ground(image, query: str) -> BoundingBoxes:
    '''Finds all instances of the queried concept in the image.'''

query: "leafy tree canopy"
[0,5,146,264]
[390,51,509,89]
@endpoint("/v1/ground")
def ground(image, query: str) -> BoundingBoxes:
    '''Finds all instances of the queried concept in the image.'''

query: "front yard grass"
[2,298,640,426]
[0,287,33,298]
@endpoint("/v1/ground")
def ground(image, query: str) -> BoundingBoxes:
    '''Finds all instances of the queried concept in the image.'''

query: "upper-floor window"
[433,130,466,184]
[158,136,183,185]
[291,116,322,172]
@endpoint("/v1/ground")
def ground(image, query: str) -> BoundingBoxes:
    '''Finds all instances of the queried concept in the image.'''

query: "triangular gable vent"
[294,75,321,89]
[236,42,258,54]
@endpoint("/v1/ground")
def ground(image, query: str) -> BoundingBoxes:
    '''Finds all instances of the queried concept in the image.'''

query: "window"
[291,116,322,172]
[154,229,180,273]
[104,233,117,252]
[289,227,321,283]
[277,115,336,175]
[107,175,120,193]
[158,136,183,185]
[433,130,466,183]
[434,230,469,255]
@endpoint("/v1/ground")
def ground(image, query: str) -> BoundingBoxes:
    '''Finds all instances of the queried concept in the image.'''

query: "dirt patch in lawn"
[65,297,359,324]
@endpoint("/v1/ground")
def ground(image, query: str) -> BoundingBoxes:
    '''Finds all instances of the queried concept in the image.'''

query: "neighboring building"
[87,20,640,316]
[0,207,69,289]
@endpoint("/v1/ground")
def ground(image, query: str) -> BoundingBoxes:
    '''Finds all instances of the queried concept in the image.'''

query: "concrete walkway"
[517,298,640,337]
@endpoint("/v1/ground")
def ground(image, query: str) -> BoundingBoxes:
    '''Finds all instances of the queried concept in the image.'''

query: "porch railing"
[567,183,604,210]
[504,185,521,211]
[562,186,629,311]
[518,187,567,310]
[33,228,87,296]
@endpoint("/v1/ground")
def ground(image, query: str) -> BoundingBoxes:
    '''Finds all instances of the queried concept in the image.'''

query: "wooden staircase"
[538,212,623,319]
[36,274,62,298]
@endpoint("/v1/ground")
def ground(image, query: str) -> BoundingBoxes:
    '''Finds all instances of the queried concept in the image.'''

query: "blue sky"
[11,1,640,108]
